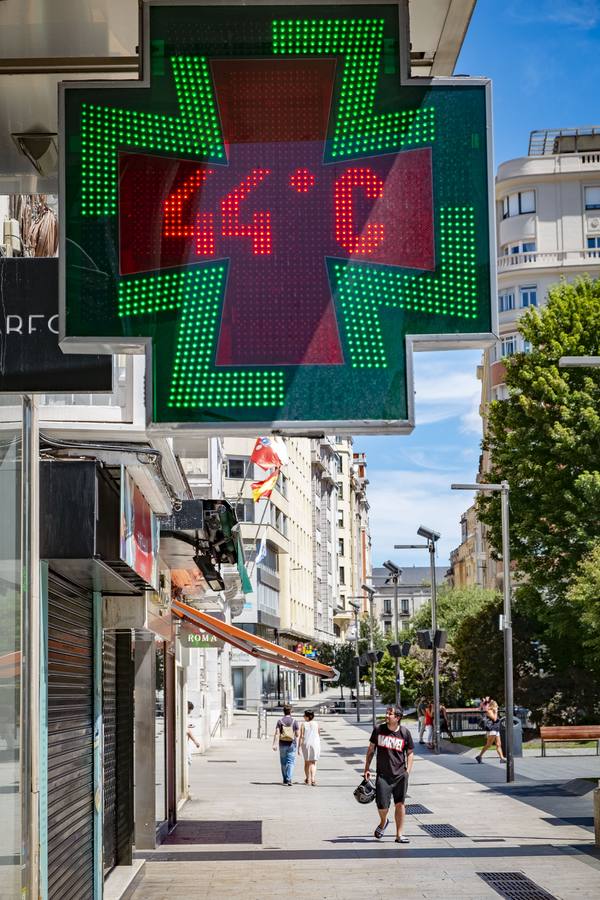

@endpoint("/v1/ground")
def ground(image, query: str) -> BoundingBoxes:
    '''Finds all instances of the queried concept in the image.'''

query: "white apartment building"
[373,565,447,636]
[453,127,600,590]
[489,127,600,400]
[311,438,340,644]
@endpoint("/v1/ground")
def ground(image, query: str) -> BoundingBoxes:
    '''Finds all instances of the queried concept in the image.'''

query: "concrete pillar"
[134,638,156,850]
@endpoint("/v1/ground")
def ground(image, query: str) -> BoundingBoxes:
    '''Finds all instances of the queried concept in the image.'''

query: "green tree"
[318,641,357,699]
[478,277,600,720]
[409,584,498,643]
[375,647,463,709]
[567,540,600,659]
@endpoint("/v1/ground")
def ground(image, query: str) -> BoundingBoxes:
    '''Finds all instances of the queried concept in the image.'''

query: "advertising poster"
[120,467,159,589]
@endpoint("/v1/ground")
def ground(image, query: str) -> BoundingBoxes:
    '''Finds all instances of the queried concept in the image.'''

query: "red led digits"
[334,167,385,255]
[290,168,316,193]
[221,168,272,256]
[163,168,215,256]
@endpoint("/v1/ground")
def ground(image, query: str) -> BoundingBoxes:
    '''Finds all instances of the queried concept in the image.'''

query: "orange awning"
[172,598,335,679]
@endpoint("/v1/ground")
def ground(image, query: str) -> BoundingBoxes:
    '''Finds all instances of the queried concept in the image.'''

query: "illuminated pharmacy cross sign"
[68,12,489,422]
[119,58,436,366]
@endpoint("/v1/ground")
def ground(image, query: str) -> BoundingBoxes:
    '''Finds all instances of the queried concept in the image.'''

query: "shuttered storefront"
[47,574,94,899]
[103,631,134,874]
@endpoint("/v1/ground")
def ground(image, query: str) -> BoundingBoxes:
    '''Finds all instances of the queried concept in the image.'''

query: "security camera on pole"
[382,560,402,708]
[395,526,441,754]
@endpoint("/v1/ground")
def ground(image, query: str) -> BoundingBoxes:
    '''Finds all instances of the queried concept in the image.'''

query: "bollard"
[594,782,600,846]
[257,708,262,739]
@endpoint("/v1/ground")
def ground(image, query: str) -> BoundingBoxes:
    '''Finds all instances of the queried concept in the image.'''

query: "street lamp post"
[383,561,402,708]
[452,481,515,783]
[395,527,441,754]
[362,584,377,728]
[349,601,361,723]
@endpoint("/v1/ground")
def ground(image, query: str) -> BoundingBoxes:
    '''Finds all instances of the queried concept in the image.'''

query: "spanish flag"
[251,469,279,502]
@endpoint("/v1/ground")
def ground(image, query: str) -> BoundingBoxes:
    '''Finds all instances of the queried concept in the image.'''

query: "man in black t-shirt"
[364,705,414,843]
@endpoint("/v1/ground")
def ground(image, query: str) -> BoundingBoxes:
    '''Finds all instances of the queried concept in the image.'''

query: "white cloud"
[507,0,600,28]
[413,351,482,434]
[367,468,478,569]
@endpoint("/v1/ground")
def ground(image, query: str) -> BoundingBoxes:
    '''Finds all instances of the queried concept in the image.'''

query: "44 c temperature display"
[61,4,493,431]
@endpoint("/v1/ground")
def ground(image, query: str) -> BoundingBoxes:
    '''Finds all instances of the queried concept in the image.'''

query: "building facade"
[452,127,600,589]
[372,565,448,636]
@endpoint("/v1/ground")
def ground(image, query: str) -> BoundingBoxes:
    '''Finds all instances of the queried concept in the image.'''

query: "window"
[279,472,288,498]
[226,457,248,479]
[501,335,518,357]
[234,500,254,522]
[338,538,344,556]
[502,190,535,218]
[585,186,600,209]
[335,456,343,474]
[383,598,392,615]
[520,286,537,308]
[523,340,532,353]
[339,566,346,584]
[337,482,343,500]
[498,291,515,312]
[338,513,344,528]
[587,236,600,256]
[256,541,278,572]
[384,621,392,635]
[504,242,536,255]
[401,599,410,616]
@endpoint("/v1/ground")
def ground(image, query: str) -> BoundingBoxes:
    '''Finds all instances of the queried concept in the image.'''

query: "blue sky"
[362,0,600,569]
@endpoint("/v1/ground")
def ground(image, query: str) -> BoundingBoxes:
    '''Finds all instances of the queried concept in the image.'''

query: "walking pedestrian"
[475,700,506,764]
[424,700,434,749]
[298,709,321,785]
[363,705,414,844]
[416,697,427,744]
[186,701,200,765]
[272,704,299,785]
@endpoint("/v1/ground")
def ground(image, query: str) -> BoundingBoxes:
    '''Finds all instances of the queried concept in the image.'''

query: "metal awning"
[172,599,335,679]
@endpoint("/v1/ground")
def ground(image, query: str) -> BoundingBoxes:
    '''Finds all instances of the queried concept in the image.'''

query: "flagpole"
[247,498,273,579]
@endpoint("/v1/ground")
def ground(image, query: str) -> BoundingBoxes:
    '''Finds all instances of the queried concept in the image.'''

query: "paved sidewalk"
[132,716,600,899]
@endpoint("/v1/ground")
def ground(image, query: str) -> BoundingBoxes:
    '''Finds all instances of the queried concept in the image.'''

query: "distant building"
[372,565,447,637]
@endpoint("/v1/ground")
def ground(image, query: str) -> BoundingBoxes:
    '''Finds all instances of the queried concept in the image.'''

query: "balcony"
[498,248,600,272]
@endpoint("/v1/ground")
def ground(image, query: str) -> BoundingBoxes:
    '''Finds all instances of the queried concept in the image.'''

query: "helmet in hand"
[353,778,376,804]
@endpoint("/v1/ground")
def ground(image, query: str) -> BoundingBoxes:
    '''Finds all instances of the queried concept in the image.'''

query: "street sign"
[60,2,494,433]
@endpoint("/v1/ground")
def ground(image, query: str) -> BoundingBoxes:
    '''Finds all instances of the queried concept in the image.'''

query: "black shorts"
[375,774,408,809]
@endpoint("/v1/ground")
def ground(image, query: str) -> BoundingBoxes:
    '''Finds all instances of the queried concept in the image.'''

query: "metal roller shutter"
[103,631,117,874]
[47,573,94,900]
[103,631,133,874]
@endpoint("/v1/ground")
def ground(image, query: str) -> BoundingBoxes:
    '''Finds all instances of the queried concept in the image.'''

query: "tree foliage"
[318,641,357,698]
[408,584,499,642]
[478,277,600,721]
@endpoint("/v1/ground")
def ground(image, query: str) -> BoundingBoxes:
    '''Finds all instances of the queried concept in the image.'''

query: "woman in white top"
[298,709,321,786]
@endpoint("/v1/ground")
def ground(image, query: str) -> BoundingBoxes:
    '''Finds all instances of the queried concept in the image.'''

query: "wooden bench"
[540,725,600,757]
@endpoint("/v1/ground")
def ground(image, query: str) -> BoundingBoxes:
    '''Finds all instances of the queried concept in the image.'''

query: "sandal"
[374,820,389,839]
[395,835,410,844]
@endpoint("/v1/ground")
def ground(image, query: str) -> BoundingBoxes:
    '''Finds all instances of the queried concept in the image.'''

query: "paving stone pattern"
[131,715,600,899]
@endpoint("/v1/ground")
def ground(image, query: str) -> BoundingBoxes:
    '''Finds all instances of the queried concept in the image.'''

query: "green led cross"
[273,17,435,159]
[81,56,224,216]
[334,207,477,368]
[118,266,285,408]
